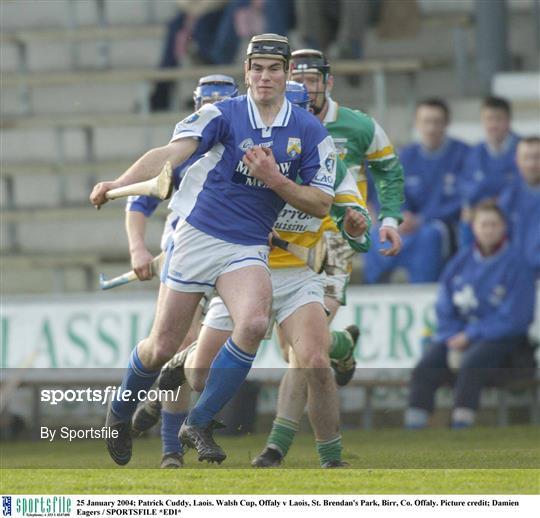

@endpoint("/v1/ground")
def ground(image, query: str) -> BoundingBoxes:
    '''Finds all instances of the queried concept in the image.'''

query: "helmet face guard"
[291,49,331,115]
[285,81,311,110]
[193,75,239,110]
[291,49,331,81]
[246,33,291,69]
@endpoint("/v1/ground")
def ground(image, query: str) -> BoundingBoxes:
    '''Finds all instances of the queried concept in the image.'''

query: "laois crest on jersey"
[168,92,336,246]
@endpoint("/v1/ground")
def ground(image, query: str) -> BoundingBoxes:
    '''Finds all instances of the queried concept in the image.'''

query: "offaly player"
[126,75,239,469]
[251,49,405,467]
[90,34,337,465]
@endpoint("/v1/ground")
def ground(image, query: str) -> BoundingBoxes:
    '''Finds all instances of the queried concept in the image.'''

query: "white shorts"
[160,213,180,252]
[203,266,326,332]
[161,221,270,296]
[324,272,350,305]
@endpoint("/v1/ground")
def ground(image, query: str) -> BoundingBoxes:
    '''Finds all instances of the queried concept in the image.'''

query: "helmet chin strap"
[311,89,329,116]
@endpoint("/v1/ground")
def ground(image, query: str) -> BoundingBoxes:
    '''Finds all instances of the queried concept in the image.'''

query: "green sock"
[266,417,299,456]
[316,435,343,466]
[329,330,352,360]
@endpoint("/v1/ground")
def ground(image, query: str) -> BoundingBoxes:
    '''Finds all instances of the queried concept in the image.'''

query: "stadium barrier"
[2,285,538,436]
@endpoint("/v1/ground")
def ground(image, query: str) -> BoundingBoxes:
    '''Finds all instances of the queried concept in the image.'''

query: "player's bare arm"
[125,211,154,281]
[90,138,198,209]
[243,146,332,219]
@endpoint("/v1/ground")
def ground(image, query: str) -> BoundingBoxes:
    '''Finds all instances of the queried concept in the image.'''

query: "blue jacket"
[400,138,470,225]
[435,243,536,343]
[498,176,540,274]
[460,133,520,206]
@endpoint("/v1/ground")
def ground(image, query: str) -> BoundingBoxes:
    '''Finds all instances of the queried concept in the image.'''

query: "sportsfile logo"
[2,496,11,517]
[10,496,71,516]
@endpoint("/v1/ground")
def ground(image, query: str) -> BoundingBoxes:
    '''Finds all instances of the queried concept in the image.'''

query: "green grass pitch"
[1,426,539,494]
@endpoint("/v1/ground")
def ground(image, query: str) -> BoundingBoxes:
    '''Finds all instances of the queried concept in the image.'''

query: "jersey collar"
[323,97,339,124]
[247,90,292,132]
[419,137,451,159]
[473,238,509,262]
[485,132,517,157]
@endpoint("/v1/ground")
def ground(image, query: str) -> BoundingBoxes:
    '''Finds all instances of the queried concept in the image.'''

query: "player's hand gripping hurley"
[91,162,174,208]
[99,253,164,290]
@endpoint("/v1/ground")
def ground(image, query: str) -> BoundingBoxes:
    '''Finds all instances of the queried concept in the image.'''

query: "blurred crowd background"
[1,0,538,293]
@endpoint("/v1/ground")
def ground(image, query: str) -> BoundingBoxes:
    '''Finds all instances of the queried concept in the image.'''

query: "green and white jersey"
[323,98,405,223]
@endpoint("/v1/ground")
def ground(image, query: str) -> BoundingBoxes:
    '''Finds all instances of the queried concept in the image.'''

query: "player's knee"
[151,347,176,368]
[293,344,328,370]
[303,351,330,371]
[459,353,488,371]
[311,352,331,370]
[237,315,269,345]
[149,333,178,367]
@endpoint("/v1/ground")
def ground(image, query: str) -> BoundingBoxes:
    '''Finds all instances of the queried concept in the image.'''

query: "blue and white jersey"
[460,133,520,206]
[435,243,536,344]
[499,176,540,274]
[400,138,470,225]
[168,93,336,246]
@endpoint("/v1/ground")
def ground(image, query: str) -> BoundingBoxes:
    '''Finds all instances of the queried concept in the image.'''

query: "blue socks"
[186,338,255,427]
[111,347,160,422]
[161,411,187,454]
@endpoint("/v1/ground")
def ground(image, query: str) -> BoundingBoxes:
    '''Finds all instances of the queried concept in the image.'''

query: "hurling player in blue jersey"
[404,201,536,429]
[126,75,239,282]
[126,75,238,469]
[90,34,337,465]
[130,81,365,469]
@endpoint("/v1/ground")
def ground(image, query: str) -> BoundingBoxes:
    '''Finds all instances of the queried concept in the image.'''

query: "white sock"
[452,407,475,425]
[404,407,429,428]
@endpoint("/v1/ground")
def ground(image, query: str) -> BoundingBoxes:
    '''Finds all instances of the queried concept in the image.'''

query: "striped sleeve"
[334,166,368,210]
[330,169,371,253]
[365,119,404,223]
[365,121,396,162]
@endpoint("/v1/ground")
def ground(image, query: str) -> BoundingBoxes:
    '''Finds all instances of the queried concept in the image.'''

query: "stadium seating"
[1,0,538,294]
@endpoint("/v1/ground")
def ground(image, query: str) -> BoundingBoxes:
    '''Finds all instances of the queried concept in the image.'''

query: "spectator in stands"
[459,97,520,242]
[364,99,469,283]
[213,0,295,63]
[498,136,540,274]
[295,0,369,61]
[150,0,232,111]
[404,200,536,429]
[263,0,295,36]
[151,1,287,111]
